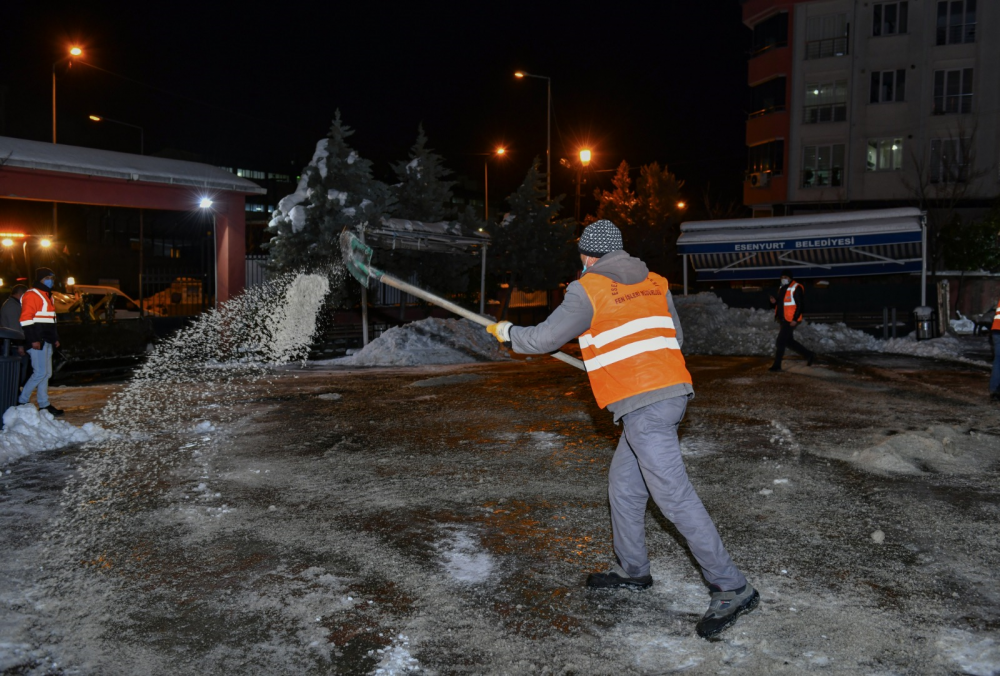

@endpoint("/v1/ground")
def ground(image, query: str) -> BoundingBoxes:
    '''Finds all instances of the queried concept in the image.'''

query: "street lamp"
[575,148,592,223]
[199,198,218,309]
[53,46,83,144]
[676,201,687,210]
[484,146,506,223]
[514,70,552,201]
[89,113,146,315]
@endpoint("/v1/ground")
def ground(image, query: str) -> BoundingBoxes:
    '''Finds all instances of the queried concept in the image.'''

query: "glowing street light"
[40,238,52,248]
[676,201,687,210]
[484,146,506,224]
[70,47,82,57]
[579,149,592,166]
[1,239,13,248]
[53,46,83,144]
[514,70,552,201]
[199,198,218,308]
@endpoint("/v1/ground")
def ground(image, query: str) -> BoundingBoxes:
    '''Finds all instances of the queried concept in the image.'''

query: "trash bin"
[0,327,24,426]
[913,306,937,342]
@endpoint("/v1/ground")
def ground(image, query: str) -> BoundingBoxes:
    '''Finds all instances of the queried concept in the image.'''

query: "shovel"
[339,229,585,371]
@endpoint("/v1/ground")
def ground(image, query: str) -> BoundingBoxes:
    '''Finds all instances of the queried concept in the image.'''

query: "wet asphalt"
[1,353,999,675]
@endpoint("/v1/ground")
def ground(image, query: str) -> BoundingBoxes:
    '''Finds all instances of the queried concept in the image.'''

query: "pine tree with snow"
[390,125,456,223]
[489,159,576,292]
[265,111,394,303]
[380,127,482,298]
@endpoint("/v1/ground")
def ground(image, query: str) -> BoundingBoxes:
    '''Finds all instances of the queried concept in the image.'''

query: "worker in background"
[1,284,29,385]
[485,219,758,639]
[990,296,1000,402]
[768,269,816,372]
[19,268,63,417]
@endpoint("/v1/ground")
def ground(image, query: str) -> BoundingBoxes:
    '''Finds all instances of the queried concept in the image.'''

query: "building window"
[805,13,849,59]
[936,0,976,45]
[873,2,908,36]
[268,173,291,182]
[245,203,265,213]
[750,13,789,56]
[933,68,973,114]
[930,138,969,183]
[748,140,785,177]
[804,81,847,123]
[236,168,267,180]
[802,144,845,187]
[749,77,787,118]
[866,138,903,171]
[870,70,906,103]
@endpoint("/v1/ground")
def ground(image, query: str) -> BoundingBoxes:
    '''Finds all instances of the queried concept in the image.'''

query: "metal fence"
[246,254,269,288]
[142,269,211,317]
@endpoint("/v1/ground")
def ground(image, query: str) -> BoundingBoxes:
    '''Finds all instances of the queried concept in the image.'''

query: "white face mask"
[780,277,790,286]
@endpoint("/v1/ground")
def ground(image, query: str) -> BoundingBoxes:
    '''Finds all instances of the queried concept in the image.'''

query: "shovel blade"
[339,229,378,287]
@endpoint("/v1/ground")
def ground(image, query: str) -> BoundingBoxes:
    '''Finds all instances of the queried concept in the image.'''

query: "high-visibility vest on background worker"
[576,272,692,409]
[19,288,57,328]
[992,298,1000,331]
[783,282,802,323]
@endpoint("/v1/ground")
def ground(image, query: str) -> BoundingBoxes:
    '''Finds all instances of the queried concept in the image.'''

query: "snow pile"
[373,634,420,675]
[818,425,1000,476]
[0,405,106,466]
[346,317,509,366]
[674,292,970,361]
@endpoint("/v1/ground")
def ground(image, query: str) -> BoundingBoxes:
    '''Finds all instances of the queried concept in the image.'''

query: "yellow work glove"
[486,321,513,347]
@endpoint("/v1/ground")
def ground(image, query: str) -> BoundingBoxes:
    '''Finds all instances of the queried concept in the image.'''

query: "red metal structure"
[0,135,265,302]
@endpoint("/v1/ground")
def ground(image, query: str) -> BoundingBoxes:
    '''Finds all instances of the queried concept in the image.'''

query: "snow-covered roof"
[677,208,926,281]
[0,135,266,195]
[364,218,489,255]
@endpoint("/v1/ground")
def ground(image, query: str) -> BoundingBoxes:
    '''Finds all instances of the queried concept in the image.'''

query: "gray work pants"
[609,396,747,590]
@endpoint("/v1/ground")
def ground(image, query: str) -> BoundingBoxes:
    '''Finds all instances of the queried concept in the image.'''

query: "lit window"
[747,140,785,176]
[873,2,908,36]
[870,70,906,103]
[866,138,903,171]
[801,144,845,187]
[245,203,265,212]
[805,13,848,59]
[804,80,847,123]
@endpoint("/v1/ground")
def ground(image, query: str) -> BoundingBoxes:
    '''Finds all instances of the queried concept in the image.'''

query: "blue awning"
[678,208,924,280]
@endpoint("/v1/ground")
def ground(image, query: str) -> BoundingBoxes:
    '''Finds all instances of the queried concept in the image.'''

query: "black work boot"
[696,582,760,639]
[586,563,652,590]
[43,404,64,417]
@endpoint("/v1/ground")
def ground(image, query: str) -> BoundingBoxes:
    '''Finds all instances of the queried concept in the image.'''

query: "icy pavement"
[1,352,999,674]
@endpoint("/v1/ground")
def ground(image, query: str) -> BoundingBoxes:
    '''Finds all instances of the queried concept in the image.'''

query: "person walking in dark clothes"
[768,270,815,372]
[988,296,1000,402]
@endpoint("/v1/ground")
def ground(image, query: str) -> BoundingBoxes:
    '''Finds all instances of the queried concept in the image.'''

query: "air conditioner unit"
[749,171,771,188]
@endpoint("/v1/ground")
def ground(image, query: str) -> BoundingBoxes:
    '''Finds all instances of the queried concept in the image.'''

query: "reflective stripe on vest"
[783,282,801,322]
[577,272,692,409]
[993,299,1000,331]
[20,288,56,326]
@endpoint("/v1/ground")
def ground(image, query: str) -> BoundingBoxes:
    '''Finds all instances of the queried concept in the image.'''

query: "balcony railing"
[748,40,788,58]
[932,94,973,115]
[748,104,786,119]
[805,36,848,60]
[801,168,844,188]
[803,103,847,124]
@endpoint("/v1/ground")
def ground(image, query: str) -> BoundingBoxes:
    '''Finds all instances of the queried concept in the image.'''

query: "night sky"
[1,1,750,212]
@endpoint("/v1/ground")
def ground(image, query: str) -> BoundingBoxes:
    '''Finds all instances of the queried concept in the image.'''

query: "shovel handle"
[379,273,586,371]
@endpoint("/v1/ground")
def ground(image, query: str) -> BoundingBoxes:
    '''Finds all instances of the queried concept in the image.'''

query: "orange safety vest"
[20,288,57,327]
[577,272,692,409]
[783,282,802,322]
[992,298,1000,331]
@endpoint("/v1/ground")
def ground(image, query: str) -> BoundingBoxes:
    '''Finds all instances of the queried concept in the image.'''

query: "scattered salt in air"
[774,478,789,484]
[760,488,773,496]
[871,530,886,544]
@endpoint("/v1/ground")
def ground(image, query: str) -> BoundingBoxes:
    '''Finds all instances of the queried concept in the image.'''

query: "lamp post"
[51,46,82,239]
[484,146,506,223]
[89,114,146,315]
[199,198,218,309]
[514,71,552,201]
[576,148,592,223]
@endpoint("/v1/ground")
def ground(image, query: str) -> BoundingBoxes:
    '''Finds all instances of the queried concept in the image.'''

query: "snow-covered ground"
[1,349,998,675]
[674,292,979,363]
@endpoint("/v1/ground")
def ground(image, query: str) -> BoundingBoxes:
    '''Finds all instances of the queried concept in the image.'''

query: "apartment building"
[742,0,1000,219]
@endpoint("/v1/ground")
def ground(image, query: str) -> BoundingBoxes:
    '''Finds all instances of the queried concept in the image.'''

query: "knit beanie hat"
[35,267,55,283]
[579,219,623,258]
